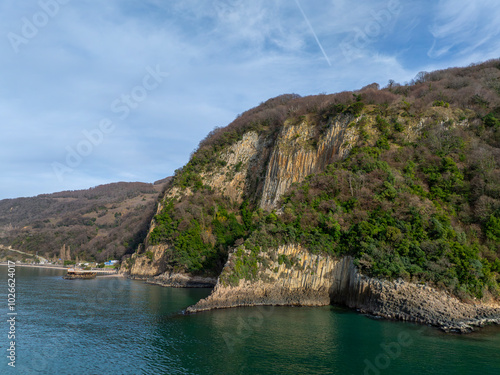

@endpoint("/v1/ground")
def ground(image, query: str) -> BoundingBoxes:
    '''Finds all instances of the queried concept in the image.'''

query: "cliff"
[124,60,500,331]
[195,113,358,208]
[127,244,168,277]
[259,115,357,209]
[125,113,359,278]
[188,245,500,333]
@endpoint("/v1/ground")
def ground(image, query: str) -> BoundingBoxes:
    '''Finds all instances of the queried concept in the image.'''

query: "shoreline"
[0,263,68,270]
[0,262,121,276]
[186,253,500,333]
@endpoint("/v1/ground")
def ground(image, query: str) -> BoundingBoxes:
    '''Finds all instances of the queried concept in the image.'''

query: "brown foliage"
[360,89,398,106]
[0,181,166,262]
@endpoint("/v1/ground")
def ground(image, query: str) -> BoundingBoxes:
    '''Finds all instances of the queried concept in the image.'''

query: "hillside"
[0,180,169,262]
[123,59,500,330]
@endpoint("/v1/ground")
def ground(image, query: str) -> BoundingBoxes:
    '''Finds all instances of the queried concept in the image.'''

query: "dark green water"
[1,266,499,374]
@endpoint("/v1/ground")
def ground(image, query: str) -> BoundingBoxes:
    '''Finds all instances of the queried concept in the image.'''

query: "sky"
[1,0,500,200]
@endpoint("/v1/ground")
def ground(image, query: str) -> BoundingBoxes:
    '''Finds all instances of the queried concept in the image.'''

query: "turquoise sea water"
[1,265,499,374]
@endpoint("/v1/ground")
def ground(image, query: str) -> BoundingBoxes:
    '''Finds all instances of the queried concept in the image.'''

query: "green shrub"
[433,100,449,108]
[345,101,365,116]
[484,113,500,129]
[485,215,500,242]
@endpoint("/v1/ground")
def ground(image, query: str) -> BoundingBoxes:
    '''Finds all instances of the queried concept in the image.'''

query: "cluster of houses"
[60,260,120,268]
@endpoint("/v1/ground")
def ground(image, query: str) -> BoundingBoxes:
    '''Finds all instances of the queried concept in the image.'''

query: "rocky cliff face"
[195,114,358,209]
[200,131,266,204]
[187,245,500,332]
[123,63,500,331]
[128,244,167,277]
[187,244,340,309]
[127,113,358,278]
[260,114,357,209]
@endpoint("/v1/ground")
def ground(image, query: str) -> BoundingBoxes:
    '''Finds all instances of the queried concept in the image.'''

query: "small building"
[104,260,119,266]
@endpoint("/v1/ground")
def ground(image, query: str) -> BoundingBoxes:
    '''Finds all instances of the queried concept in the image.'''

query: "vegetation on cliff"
[141,59,500,300]
[247,115,500,298]
[148,192,247,275]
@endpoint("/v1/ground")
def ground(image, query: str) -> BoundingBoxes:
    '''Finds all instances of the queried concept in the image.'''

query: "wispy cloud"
[428,0,500,59]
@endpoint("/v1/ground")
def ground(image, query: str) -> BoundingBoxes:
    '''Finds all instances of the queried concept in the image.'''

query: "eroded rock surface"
[188,245,500,332]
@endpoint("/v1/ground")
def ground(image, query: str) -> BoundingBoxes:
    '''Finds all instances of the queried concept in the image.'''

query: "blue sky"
[1,0,500,199]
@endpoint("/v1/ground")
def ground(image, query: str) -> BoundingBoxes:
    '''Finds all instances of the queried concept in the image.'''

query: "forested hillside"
[136,59,500,300]
[0,181,169,262]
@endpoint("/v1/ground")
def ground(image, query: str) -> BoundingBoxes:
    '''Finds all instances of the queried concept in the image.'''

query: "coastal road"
[0,246,49,263]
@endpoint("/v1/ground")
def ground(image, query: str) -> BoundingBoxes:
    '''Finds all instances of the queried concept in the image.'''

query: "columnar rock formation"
[60,244,70,262]
[127,115,358,278]
[188,245,500,332]
[260,115,356,209]
[121,89,500,332]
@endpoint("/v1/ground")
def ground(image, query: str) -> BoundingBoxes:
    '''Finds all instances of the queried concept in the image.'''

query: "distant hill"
[0,180,170,262]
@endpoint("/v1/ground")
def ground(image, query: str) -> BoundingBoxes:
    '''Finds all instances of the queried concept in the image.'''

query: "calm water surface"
[1,266,499,374]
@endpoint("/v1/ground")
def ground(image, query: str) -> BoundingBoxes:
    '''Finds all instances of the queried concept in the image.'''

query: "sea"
[1,265,499,374]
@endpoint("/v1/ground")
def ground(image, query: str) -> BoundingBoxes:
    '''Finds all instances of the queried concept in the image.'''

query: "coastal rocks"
[187,244,337,312]
[128,244,167,277]
[146,272,216,288]
[187,245,500,332]
[353,277,500,333]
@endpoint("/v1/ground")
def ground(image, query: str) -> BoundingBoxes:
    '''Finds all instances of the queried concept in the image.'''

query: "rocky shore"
[186,246,500,333]
[341,275,500,333]
[145,272,216,288]
[124,269,216,288]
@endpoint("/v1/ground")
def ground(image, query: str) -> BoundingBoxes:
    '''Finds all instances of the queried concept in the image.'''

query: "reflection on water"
[1,266,499,374]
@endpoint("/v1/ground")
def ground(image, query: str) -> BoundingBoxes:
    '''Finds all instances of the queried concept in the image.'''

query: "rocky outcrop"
[201,131,264,204]
[328,257,500,333]
[145,272,216,288]
[128,244,167,277]
[187,245,500,333]
[188,244,340,309]
[260,115,357,209]
[129,114,358,279]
